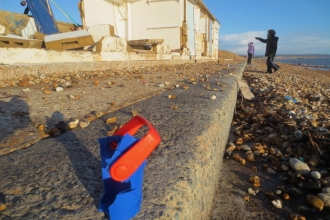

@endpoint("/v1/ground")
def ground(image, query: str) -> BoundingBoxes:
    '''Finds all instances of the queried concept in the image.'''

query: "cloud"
[219,31,265,55]
[220,31,330,55]
[279,33,330,54]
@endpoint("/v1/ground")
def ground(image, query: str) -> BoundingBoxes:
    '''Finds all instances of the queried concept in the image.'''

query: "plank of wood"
[237,79,255,100]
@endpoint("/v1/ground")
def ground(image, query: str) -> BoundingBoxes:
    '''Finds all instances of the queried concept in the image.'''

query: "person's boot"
[274,66,280,72]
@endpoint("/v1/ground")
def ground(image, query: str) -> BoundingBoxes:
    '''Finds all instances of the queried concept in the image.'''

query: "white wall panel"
[82,0,127,38]
[199,17,206,33]
[130,0,182,50]
[194,6,200,32]
[83,0,115,27]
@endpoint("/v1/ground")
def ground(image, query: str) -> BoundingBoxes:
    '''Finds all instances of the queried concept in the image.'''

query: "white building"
[79,0,220,59]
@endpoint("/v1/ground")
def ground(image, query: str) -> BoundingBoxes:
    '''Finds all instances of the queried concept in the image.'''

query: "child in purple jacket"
[247,42,254,64]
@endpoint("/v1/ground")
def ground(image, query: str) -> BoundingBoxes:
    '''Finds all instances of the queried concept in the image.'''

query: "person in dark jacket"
[255,29,280,73]
[247,42,255,64]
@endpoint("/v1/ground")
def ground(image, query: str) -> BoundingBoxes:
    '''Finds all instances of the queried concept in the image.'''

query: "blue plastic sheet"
[25,0,59,34]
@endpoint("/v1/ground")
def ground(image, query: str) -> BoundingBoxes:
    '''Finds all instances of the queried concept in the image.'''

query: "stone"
[106,116,117,124]
[248,188,256,196]
[290,214,306,220]
[43,89,52,94]
[241,145,251,151]
[297,206,310,213]
[311,171,322,180]
[56,87,64,92]
[233,129,241,135]
[279,175,289,182]
[322,187,330,193]
[79,121,90,128]
[38,124,45,131]
[225,149,233,156]
[306,194,324,211]
[271,199,282,209]
[283,193,290,200]
[69,95,76,99]
[64,81,72,87]
[68,119,79,129]
[294,130,303,139]
[281,164,289,171]
[55,121,68,132]
[317,193,330,209]
[268,133,277,140]
[246,151,255,162]
[319,170,329,178]
[264,126,274,132]
[94,80,100,86]
[47,127,60,136]
[309,155,319,167]
[85,115,97,121]
[236,138,244,146]
[289,158,310,175]
[275,190,282,195]
[321,177,330,187]
[304,180,322,192]
[0,203,6,211]
[288,188,303,196]
[267,168,277,175]
[95,111,103,118]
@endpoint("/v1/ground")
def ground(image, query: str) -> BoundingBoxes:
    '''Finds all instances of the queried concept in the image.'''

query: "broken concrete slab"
[0,34,43,49]
[153,44,171,54]
[87,24,115,43]
[95,36,127,52]
[34,32,46,41]
[44,30,94,51]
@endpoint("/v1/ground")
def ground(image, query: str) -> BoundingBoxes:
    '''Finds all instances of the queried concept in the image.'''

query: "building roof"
[195,0,220,25]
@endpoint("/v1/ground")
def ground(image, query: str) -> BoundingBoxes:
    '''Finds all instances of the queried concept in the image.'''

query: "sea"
[255,55,330,71]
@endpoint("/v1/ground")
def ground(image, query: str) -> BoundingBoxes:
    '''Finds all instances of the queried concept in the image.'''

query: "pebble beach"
[211,58,330,220]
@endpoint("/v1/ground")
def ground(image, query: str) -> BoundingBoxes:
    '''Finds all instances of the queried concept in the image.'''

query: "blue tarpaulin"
[25,0,59,35]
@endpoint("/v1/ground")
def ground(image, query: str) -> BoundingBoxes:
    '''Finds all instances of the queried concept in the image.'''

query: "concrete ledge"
[0,61,246,219]
[135,62,245,219]
[0,48,217,65]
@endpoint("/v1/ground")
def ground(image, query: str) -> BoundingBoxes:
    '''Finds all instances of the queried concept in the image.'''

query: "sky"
[1,0,330,55]
[203,0,330,55]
